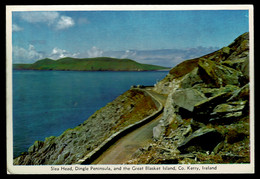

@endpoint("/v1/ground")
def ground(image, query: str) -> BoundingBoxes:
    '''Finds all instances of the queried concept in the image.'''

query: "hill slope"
[13,57,169,71]
[127,32,250,164]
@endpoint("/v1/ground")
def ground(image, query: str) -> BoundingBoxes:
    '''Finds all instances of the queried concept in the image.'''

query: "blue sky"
[12,10,249,66]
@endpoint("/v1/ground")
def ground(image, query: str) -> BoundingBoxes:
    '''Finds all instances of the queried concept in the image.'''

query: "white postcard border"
[6,5,255,174]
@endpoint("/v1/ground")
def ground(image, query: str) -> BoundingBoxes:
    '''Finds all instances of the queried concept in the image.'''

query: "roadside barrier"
[75,88,164,164]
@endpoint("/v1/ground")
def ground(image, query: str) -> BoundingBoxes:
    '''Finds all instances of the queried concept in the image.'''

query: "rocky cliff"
[127,32,251,164]
[13,89,158,165]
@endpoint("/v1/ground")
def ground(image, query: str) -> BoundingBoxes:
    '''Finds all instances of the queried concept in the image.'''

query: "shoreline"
[13,88,161,165]
[12,70,169,159]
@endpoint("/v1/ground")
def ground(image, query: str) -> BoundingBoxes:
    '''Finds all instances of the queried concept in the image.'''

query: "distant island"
[13,57,170,71]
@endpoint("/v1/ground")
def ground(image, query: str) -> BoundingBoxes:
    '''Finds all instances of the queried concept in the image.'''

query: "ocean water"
[12,70,168,158]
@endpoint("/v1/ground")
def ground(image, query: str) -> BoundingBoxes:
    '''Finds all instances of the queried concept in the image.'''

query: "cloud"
[19,11,59,24]
[120,50,137,59]
[13,44,44,63]
[87,46,103,58]
[55,16,75,30]
[13,44,80,63]
[17,11,75,30]
[12,43,219,67]
[28,44,44,60]
[49,47,68,59]
[102,47,219,67]
[12,24,23,32]
[48,47,79,59]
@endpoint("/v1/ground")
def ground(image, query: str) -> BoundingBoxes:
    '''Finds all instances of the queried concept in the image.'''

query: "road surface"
[92,89,166,164]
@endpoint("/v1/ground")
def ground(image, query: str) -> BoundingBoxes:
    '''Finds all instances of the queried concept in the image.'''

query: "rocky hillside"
[13,89,158,165]
[127,32,251,164]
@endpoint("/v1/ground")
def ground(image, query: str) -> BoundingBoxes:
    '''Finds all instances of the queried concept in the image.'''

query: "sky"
[12,10,249,66]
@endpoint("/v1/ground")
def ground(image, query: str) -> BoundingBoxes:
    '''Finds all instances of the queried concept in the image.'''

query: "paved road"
[92,89,166,164]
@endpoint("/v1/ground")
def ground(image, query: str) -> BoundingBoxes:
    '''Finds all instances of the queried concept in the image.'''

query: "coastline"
[13,88,161,165]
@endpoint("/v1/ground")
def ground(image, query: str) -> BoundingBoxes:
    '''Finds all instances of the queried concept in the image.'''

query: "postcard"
[6,5,254,174]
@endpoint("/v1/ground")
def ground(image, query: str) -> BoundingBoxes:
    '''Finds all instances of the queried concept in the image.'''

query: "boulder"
[171,88,207,112]
[177,127,223,153]
[192,84,242,123]
[212,101,246,113]
[198,59,243,87]
[179,67,203,89]
[193,91,233,123]
[153,120,165,140]
[228,83,249,102]
[209,101,247,123]
[199,85,239,98]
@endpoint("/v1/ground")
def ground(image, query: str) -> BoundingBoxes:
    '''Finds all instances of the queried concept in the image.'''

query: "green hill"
[13,57,169,71]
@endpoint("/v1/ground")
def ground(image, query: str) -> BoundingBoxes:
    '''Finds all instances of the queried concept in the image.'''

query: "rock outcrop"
[128,32,251,164]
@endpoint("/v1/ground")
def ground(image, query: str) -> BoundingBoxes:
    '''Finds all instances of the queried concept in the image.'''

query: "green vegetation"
[13,57,169,71]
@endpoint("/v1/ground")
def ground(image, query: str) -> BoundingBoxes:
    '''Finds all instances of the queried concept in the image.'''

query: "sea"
[12,70,168,158]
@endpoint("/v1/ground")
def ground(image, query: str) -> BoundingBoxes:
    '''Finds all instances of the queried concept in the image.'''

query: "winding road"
[92,88,167,164]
